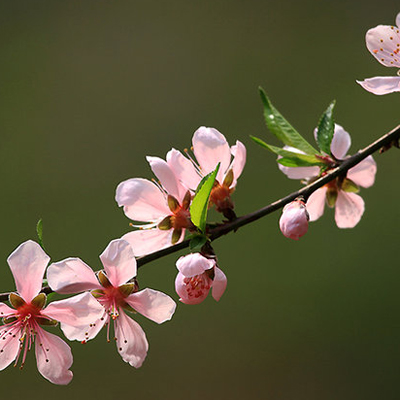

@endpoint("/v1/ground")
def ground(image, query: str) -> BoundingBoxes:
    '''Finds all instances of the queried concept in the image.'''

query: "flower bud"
[279,199,309,240]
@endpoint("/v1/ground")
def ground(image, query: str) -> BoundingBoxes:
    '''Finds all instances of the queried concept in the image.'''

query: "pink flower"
[279,124,377,228]
[167,126,246,218]
[357,12,400,95]
[47,239,176,368]
[279,199,309,240]
[0,240,104,385]
[116,157,194,257]
[175,253,227,305]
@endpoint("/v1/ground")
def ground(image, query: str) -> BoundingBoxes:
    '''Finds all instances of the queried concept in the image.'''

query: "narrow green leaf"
[36,219,45,250]
[190,164,220,233]
[259,87,319,155]
[251,137,324,166]
[189,235,208,252]
[316,100,336,154]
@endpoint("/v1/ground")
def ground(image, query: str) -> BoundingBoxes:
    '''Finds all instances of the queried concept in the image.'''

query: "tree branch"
[0,124,398,303]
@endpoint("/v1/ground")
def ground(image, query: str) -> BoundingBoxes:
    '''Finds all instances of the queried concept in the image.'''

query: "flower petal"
[47,258,100,294]
[60,312,107,342]
[192,126,231,181]
[211,267,227,301]
[7,240,50,302]
[365,24,400,68]
[0,324,21,371]
[100,239,137,287]
[278,146,319,180]
[114,311,149,368]
[35,328,73,385]
[125,288,176,324]
[330,124,351,160]
[335,191,365,229]
[146,156,186,200]
[306,187,327,222]
[45,292,105,328]
[176,253,214,277]
[115,178,170,222]
[0,303,16,317]
[347,155,377,188]
[122,228,175,257]
[166,148,201,191]
[396,12,400,28]
[229,141,247,187]
[357,76,400,95]
[175,272,209,305]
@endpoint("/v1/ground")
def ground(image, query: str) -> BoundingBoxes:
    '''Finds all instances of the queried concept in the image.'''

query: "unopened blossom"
[175,253,227,305]
[357,12,400,95]
[279,199,309,240]
[279,124,377,228]
[167,126,246,219]
[0,240,104,385]
[47,239,176,368]
[116,156,194,256]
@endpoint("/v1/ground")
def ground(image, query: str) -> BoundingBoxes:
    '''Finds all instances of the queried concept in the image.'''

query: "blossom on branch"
[279,125,377,228]
[279,198,309,240]
[0,240,104,385]
[357,12,400,95]
[175,253,227,305]
[47,239,176,368]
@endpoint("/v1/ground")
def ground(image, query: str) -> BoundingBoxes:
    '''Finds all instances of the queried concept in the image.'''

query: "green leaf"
[316,100,336,155]
[189,235,208,252]
[36,219,45,250]
[251,137,324,167]
[259,87,319,155]
[190,164,220,233]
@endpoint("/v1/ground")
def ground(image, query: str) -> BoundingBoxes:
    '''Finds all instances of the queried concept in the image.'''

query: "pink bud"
[279,199,309,240]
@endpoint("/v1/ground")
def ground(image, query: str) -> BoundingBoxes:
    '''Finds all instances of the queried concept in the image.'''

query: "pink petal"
[35,328,73,385]
[365,24,400,68]
[229,141,247,187]
[100,239,137,287]
[335,191,365,228]
[146,156,186,200]
[47,258,100,294]
[7,240,50,302]
[396,12,400,28]
[60,312,107,342]
[306,187,327,222]
[0,324,21,371]
[278,146,319,180]
[330,124,351,160]
[115,178,170,222]
[0,303,16,317]
[357,76,400,95]
[114,310,149,368]
[175,272,209,305]
[211,267,227,301]
[192,126,231,182]
[45,292,105,328]
[122,228,175,257]
[166,148,201,191]
[125,288,176,324]
[176,253,214,277]
[347,155,377,188]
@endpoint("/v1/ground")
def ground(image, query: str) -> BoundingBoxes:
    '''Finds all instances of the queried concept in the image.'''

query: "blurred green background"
[0,0,399,398]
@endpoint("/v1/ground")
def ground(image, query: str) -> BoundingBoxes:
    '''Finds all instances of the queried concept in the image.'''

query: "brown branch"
[0,124,398,303]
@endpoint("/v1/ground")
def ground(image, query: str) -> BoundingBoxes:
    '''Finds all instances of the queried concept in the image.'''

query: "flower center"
[183,273,212,299]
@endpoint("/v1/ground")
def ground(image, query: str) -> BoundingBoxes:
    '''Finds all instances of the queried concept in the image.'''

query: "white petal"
[100,239,137,287]
[366,25,400,68]
[192,126,231,181]
[335,191,365,229]
[347,155,377,188]
[47,258,100,294]
[306,187,327,222]
[176,253,214,277]
[122,228,175,257]
[115,178,170,222]
[396,12,400,28]
[357,76,400,95]
[330,124,351,160]
[7,240,50,302]
[126,288,176,324]
[211,267,227,302]
[278,146,319,180]
[229,141,247,187]
[114,311,149,368]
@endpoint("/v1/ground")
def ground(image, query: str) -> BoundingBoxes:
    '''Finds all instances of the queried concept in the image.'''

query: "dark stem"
[0,124,398,303]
